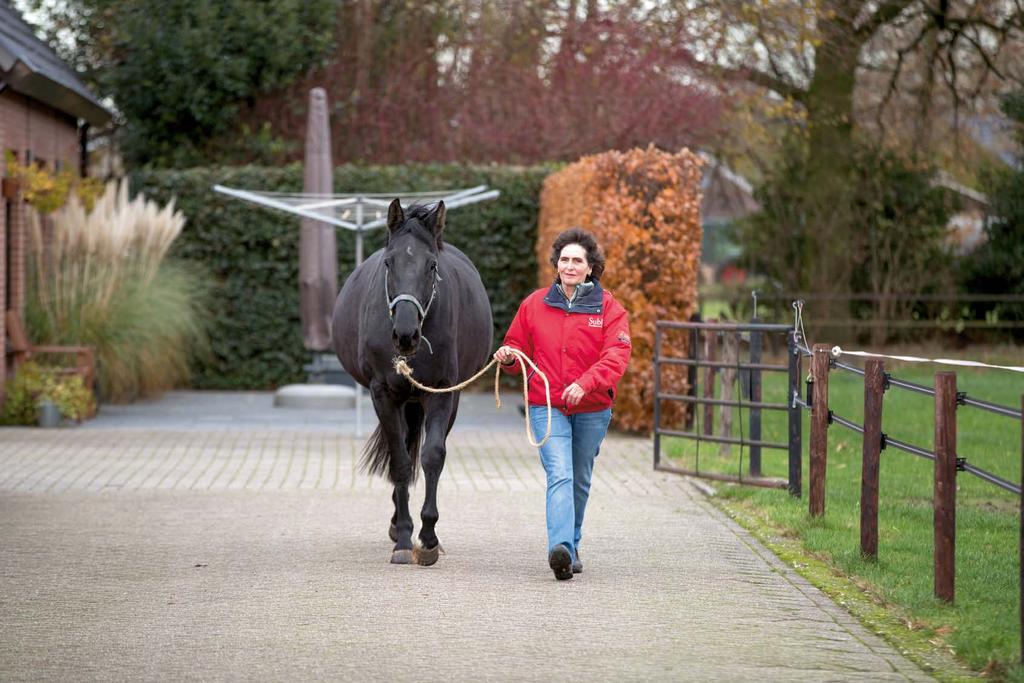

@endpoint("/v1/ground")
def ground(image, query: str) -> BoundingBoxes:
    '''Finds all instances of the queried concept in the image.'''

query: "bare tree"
[665,1,1024,169]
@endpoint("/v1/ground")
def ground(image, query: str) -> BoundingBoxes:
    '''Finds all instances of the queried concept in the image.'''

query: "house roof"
[699,153,761,223]
[0,2,111,126]
[931,170,990,208]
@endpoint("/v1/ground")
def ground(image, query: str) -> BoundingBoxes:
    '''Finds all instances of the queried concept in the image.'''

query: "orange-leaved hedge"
[536,146,703,432]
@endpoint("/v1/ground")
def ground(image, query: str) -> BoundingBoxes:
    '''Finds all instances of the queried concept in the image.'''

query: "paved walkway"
[0,392,932,681]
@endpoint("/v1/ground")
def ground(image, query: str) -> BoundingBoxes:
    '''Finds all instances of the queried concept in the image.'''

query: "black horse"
[331,199,493,565]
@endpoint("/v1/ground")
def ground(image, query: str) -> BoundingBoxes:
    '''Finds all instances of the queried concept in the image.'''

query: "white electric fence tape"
[830,347,1024,374]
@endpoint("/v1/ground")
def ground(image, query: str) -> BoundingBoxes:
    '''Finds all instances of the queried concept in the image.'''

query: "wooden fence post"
[703,322,717,436]
[934,372,958,603]
[809,344,831,517]
[860,359,884,559]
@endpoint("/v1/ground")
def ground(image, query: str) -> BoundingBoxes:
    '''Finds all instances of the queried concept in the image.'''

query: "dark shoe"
[572,551,582,574]
[548,545,573,580]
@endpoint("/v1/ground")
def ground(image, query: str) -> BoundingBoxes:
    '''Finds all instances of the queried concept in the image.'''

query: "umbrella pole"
[355,202,364,438]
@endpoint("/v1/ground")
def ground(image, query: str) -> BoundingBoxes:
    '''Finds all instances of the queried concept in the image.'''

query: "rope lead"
[393,349,553,447]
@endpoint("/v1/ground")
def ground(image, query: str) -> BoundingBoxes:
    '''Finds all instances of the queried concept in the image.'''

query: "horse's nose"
[392,326,420,356]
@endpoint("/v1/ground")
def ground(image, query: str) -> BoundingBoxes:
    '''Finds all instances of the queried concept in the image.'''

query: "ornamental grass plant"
[25,181,209,402]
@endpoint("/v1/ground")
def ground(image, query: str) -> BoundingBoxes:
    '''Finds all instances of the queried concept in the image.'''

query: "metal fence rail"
[746,292,1024,334]
[653,318,802,495]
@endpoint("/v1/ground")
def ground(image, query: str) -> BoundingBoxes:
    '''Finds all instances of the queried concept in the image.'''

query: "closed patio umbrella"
[299,87,337,351]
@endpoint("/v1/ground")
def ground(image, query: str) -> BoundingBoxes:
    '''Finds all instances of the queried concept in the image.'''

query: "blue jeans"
[529,406,613,561]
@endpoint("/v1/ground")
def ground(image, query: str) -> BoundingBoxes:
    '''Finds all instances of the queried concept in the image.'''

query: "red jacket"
[502,281,631,414]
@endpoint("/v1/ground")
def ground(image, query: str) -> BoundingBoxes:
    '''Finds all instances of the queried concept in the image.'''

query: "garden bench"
[4,310,95,392]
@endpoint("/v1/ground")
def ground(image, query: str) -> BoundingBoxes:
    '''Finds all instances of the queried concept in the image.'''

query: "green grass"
[665,355,1023,680]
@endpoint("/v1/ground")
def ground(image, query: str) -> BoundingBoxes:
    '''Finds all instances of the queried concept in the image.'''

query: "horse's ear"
[429,201,446,248]
[387,199,404,237]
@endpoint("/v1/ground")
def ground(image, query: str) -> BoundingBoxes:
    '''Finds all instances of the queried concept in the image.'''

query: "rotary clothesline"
[212,182,500,438]
[212,184,499,231]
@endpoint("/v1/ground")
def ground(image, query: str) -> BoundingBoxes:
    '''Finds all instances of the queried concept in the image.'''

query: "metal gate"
[653,318,803,496]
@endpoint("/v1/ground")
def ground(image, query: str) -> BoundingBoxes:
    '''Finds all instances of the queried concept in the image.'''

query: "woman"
[494,227,631,580]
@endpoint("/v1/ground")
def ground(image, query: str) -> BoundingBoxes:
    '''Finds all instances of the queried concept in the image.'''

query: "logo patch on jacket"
[617,331,631,346]
[588,317,603,328]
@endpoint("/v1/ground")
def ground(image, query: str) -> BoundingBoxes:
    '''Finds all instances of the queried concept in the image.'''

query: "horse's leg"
[391,402,423,543]
[369,380,415,564]
[415,391,457,566]
[388,488,398,542]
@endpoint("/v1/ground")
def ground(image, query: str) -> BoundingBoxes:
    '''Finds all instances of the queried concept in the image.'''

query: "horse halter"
[384,264,442,354]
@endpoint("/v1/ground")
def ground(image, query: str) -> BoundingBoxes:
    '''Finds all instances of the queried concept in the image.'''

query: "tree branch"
[754,12,791,90]
[856,0,917,39]
[694,60,806,101]
[875,22,934,140]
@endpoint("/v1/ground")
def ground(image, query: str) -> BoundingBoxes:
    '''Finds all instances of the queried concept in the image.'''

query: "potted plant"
[37,398,62,428]
[0,361,96,426]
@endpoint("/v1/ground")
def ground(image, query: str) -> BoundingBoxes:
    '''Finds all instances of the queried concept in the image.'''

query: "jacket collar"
[543,279,604,314]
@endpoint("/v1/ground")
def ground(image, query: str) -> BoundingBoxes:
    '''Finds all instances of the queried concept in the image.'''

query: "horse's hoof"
[414,542,440,566]
[391,549,414,564]
[389,524,398,542]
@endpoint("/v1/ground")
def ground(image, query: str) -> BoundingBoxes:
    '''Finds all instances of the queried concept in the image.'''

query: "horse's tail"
[359,426,391,479]
[359,403,423,483]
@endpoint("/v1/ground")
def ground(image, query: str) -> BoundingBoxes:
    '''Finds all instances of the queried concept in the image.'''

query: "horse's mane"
[393,203,444,248]
[404,204,434,222]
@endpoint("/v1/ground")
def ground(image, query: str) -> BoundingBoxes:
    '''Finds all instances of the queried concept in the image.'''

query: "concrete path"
[0,392,931,681]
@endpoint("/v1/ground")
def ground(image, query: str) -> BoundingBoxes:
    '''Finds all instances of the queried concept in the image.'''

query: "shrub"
[537,146,704,432]
[26,181,210,402]
[131,163,550,389]
[0,362,96,425]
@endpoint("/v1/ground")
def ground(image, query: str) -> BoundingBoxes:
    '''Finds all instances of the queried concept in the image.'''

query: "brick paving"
[0,391,934,681]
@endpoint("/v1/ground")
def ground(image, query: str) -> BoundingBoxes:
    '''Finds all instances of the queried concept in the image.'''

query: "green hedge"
[130,163,551,389]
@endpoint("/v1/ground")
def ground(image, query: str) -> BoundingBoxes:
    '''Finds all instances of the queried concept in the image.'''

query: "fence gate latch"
[882,372,891,392]
[956,391,967,407]
[879,432,888,451]
[827,409,834,425]
[955,457,967,472]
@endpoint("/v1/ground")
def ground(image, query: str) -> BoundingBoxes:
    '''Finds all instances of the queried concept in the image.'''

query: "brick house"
[1,2,111,399]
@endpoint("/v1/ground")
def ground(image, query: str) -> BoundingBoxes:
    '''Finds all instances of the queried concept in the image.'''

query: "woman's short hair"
[549,227,605,281]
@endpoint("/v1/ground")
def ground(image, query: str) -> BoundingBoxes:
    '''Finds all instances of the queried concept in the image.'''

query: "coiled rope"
[393,348,552,446]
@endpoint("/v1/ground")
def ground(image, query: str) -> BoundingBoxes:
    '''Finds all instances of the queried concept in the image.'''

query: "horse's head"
[383,198,445,357]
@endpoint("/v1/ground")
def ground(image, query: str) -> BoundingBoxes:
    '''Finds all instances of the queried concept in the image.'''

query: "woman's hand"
[493,345,517,366]
[562,382,585,407]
